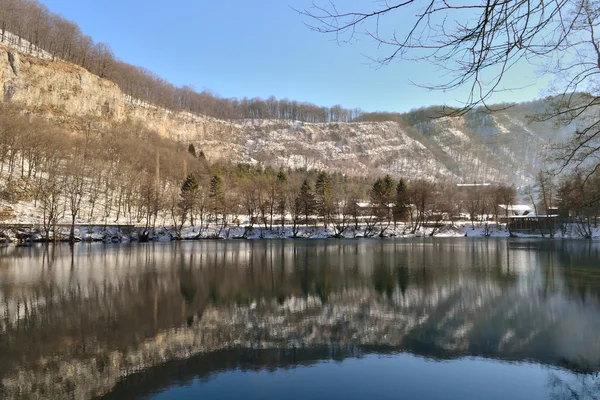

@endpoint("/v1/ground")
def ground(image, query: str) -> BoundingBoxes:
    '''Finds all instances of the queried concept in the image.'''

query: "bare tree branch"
[299,0,600,171]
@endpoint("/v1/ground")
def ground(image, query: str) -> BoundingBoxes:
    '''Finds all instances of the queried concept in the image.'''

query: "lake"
[0,239,599,399]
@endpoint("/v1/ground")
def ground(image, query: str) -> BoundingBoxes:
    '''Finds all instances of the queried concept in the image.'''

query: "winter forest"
[0,0,600,241]
[2,103,600,241]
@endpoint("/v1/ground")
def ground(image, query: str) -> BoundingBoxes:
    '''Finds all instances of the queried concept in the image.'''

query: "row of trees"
[173,165,524,238]
[0,102,514,239]
[0,0,544,131]
[1,101,599,239]
[0,105,207,240]
[0,0,364,123]
[530,170,600,238]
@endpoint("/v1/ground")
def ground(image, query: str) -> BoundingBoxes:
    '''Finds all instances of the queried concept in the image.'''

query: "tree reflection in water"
[0,239,598,399]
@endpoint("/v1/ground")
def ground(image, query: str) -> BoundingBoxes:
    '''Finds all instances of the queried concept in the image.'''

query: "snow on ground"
[1,161,597,243]
[2,220,599,244]
[0,31,53,59]
[232,119,455,180]
[492,115,511,135]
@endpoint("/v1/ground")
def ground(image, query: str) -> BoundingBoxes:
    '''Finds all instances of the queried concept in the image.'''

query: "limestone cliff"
[0,44,228,140]
[0,45,457,179]
[0,44,573,183]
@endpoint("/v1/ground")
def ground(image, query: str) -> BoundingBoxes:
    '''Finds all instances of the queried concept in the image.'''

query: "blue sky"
[39,0,550,113]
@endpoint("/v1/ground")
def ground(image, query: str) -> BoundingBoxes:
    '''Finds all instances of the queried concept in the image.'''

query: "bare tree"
[330,177,355,237]
[408,180,435,234]
[557,168,600,238]
[37,169,63,242]
[300,1,574,110]
[463,188,481,229]
[287,184,303,238]
[64,157,87,242]
[276,170,288,229]
[300,0,600,173]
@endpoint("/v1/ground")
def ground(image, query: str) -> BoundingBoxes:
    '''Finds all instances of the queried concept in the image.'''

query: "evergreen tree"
[181,173,199,194]
[179,172,200,227]
[314,171,334,227]
[297,179,315,226]
[394,178,409,224]
[371,175,395,206]
[209,174,224,217]
[276,169,288,227]
[371,174,395,226]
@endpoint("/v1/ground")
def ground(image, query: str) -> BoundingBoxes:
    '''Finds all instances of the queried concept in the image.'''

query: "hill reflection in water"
[0,239,599,399]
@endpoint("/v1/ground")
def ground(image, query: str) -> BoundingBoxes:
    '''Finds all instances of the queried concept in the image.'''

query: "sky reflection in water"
[0,239,599,399]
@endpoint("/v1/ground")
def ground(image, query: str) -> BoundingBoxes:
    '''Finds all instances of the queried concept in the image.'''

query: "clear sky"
[38,0,550,113]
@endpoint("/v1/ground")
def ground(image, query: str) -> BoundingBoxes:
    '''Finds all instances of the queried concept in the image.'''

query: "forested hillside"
[0,0,363,122]
[1,0,599,236]
[0,0,583,185]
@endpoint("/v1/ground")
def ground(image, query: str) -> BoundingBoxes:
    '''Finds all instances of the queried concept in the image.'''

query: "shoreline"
[1,222,599,244]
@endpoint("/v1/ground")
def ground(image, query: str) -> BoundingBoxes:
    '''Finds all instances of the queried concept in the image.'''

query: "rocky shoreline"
[1,222,599,244]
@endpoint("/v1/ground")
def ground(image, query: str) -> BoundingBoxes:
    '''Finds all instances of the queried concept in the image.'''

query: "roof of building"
[498,204,533,211]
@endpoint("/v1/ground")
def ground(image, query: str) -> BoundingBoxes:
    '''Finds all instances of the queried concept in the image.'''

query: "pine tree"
[276,170,288,227]
[314,171,333,227]
[209,174,224,217]
[371,174,395,226]
[181,173,199,194]
[394,178,409,224]
[297,179,315,226]
[178,173,200,227]
[371,175,394,206]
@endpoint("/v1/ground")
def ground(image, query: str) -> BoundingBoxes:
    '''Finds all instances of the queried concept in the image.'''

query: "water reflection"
[0,239,599,399]
[105,348,600,400]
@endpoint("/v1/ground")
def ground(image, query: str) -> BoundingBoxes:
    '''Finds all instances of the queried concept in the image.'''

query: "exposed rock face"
[0,45,125,119]
[0,44,577,183]
[0,44,240,159]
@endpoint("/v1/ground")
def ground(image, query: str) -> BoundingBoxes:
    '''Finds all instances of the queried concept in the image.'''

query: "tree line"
[0,103,506,238]
[1,101,599,240]
[531,170,600,239]
[0,0,519,129]
[0,0,365,123]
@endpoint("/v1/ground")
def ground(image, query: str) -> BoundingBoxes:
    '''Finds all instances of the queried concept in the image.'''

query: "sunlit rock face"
[0,45,125,120]
[0,240,599,399]
[0,45,588,184]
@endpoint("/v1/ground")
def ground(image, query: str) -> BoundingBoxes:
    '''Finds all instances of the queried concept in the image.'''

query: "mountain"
[0,38,577,185]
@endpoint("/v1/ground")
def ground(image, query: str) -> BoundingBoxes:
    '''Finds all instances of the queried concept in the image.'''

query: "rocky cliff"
[0,43,575,184]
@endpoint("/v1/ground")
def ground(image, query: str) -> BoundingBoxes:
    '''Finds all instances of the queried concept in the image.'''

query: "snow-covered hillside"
[0,39,581,184]
[201,102,575,185]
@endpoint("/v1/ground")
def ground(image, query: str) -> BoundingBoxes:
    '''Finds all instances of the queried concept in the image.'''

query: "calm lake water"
[0,239,599,399]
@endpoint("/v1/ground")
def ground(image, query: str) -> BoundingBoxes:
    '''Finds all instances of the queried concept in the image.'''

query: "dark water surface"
[1,239,600,399]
